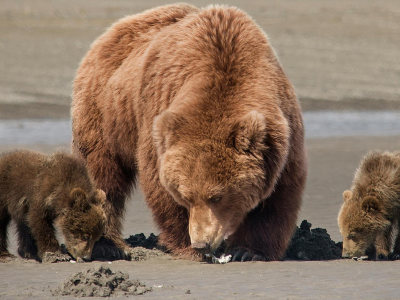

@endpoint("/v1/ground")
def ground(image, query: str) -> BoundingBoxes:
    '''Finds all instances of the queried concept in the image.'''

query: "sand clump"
[52,266,152,297]
[128,246,169,261]
[284,220,342,260]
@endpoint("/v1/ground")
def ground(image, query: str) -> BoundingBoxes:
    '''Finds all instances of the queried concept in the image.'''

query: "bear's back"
[34,152,94,207]
[0,150,45,217]
[0,150,45,195]
[136,5,301,132]
[353,151,400,205]
[73,3,199,104]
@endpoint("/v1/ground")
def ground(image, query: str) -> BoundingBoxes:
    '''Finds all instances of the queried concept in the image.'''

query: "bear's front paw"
[91,237,131,261]
[388,252,400,260]
[41,252,72,263]
[0,252,17,263]
[17,248,39,260]
[229,248,267,262]
[376,254,388,261]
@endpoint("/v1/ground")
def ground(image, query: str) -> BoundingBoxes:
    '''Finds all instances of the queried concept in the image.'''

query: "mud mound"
[284,220,343,260]
[52,266,152,297]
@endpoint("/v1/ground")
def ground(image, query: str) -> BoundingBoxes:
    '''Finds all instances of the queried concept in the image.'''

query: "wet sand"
[1,0,400,299]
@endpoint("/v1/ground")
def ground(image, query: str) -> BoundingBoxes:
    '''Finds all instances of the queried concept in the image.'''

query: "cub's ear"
[70,188,86,200]
[231,111,267,152]
[361,196,381,213]
[68,188,88,209]
[152,110,186,155]
[92,189,106,206]
[342,190,353,202]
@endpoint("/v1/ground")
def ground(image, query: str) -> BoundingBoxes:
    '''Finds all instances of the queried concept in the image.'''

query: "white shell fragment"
[353,256,368,261]
[212,254,232,264]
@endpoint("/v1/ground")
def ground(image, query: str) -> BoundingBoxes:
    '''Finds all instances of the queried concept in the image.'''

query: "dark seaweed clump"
[124,233,159,249]
[124,220,343,261]
[284,220,343,260]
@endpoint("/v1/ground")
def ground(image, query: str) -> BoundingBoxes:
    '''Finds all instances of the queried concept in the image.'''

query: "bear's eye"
[82,234,90,241]
[209,196,222,203]
[348,233,357,241]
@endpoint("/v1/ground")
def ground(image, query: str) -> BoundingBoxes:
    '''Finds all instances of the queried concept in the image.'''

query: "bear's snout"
[341,250,351,258]
[189,205,226,254]
[191,241,211,253]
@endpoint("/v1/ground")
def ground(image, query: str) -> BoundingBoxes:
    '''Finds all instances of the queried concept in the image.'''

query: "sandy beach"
[0,1,400,299]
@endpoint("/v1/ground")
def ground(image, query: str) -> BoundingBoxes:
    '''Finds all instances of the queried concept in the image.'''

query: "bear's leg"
[375,229,392,260]
[226,139,306,262]
[0,210,14,259]
[79,149,136,261]
[152,198,202,260]
[16,221,39,260]
[227,178,303,262]
[138,175,201,259]
[388,221,400,260]
[27,210,60,261]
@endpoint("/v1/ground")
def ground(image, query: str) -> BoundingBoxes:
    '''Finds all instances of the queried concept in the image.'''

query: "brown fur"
[72,4,307,261]
[338,151,400,259]
[0,150,106,262]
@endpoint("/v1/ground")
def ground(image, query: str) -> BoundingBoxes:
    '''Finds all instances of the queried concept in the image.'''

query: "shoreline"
[0,97,399,120]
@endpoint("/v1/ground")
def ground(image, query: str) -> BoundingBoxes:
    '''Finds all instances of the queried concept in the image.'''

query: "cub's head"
[338,190,390,259]
[153,109,289,254]
[60,188,107,262]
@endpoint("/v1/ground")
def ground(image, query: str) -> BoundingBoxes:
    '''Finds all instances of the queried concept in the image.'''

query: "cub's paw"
[42,252,72,263]
[376,254,389,261]
[388,252,400,260]
[228,248,267,262]
[91,237,131,261]
[0,252,17,263]
[17,248,39,261]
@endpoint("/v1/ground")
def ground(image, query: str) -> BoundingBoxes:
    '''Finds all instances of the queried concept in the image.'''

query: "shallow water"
[0,111,400,145]
[0,119,72,145]
[303,111,400,138]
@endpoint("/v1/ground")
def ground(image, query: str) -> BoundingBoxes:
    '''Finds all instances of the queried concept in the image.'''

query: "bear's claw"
[229,248,266,262]
[91,237,131,261]
[91,245,130,261]
[388,252,400,260]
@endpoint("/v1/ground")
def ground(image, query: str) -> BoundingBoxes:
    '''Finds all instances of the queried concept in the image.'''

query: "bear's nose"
[191,242,211,253]
[82,255,91,262]
[341,252,351,259]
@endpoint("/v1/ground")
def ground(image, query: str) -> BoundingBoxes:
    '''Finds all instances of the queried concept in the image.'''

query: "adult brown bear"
[72,3,307,261]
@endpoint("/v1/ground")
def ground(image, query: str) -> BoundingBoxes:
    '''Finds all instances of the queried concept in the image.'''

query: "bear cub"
[338,151,400,260]
[0,150,106,263]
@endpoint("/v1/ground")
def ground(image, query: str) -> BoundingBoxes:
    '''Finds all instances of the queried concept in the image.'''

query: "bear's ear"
[68,188,88,208]
[231,111,266,152]
[153,110,186,155]
[91,189,106,206]
[343,190,353,202]
[361,196,381,214]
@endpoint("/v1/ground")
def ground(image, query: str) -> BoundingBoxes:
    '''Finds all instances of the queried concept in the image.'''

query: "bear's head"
[153,109,289,254]
[59,188,107,262]
[338,190,391,259]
